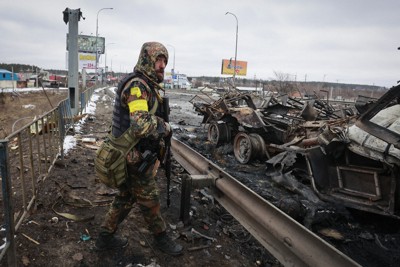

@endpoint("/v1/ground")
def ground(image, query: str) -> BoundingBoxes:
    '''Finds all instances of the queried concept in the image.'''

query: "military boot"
[95,232,128,251]
[154,231,183,256]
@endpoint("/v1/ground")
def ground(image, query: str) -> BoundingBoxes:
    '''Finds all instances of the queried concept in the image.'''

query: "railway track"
[171,137,361,267]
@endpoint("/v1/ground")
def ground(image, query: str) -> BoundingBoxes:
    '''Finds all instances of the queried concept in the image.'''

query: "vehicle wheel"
[208,122,231,145]
[233,132,266,164]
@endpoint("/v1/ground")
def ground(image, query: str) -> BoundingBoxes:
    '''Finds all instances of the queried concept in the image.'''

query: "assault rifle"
[138,150,158,174]
[162,96,172,207]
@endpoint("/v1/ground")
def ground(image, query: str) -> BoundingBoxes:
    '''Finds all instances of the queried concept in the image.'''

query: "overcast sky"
[1,0,399,87]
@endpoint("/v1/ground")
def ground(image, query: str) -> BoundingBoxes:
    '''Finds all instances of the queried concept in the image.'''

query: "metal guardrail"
[0,86,96,266]
[172,137,361,267]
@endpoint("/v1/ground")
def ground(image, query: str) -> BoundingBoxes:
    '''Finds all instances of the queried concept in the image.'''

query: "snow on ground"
[62,135,77,155]
[64,87,114,155]
[22,104,35,109]
[63,87,113,155]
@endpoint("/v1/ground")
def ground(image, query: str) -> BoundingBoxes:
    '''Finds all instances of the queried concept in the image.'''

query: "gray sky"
[1,0,399,87]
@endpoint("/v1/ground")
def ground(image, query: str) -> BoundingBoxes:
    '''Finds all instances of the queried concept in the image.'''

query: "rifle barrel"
[162,97,172,207]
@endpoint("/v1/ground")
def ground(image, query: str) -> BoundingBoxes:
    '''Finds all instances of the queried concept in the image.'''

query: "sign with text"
[79,53,96,69]
[221,59,247,76]
[66,34,105,54]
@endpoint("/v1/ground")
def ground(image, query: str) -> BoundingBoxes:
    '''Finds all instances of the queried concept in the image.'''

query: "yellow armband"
[128,99,148,112]
[128,86,148,112]
[130,87,141,98]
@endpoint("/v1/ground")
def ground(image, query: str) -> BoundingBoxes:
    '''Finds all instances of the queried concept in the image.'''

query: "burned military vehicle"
[190,90,295,163]
[191,86,400,218]
[307,84,400,218]
[190,89,353,164]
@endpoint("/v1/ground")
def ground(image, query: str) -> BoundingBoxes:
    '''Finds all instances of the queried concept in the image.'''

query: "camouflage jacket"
[111,73,168,165]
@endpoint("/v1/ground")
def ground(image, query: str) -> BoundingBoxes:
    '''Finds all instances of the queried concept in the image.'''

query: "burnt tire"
[208,121,231,145]
[233,132,266,164]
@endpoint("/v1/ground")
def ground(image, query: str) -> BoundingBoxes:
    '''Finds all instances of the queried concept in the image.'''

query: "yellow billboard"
[79,53,96,69]
[221,59,247,76]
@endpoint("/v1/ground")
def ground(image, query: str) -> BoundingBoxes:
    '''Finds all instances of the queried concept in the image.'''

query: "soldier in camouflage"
[95,42,183,256]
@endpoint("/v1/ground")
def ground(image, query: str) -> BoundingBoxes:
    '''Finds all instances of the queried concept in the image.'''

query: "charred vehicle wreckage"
[190,85,400,219]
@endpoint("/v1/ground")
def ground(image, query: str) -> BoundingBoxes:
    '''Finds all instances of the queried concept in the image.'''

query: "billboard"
[79,53,97,69]
[66,34,105,54]
[221,59,247,76]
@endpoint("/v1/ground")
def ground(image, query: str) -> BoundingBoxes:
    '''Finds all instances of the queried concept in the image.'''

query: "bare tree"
[272,71,294,95]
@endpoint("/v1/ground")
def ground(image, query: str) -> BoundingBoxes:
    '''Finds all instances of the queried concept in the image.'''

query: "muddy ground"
[1,87,400,267]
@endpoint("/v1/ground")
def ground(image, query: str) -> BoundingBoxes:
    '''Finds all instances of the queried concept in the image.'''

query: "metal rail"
[171,137,361,267]
[80,87,96,114]
[0,86,96,266]
[0,103,67,266]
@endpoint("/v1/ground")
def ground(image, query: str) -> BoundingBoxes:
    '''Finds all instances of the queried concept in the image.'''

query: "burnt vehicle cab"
[307,84,400,218]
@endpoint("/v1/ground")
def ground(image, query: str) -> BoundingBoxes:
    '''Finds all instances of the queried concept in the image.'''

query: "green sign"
[66,34,105,54]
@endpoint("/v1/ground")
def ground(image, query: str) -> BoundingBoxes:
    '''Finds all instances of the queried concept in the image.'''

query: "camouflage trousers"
[100,159,166,235]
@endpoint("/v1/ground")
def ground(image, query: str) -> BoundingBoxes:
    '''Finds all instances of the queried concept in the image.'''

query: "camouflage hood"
[134,42,168,83]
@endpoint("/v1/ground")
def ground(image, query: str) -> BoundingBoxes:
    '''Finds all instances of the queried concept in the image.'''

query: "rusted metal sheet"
[349,103,400,163]
[355,84,400,148]
[306,146,398,218]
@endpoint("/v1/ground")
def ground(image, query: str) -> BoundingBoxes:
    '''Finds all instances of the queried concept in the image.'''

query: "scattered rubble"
[190,85,400,219]
[190,88,356,164]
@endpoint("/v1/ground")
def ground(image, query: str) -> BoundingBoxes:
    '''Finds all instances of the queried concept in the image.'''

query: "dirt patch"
[0,89,68,138]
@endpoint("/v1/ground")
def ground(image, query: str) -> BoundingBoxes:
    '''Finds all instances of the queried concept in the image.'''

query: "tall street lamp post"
[225,12,238,88]
[167,44,176,89]
[111,55,117,72]
[104,42,115,85]
[95,7,113,85]
[110,55,118,85]
[398,47,400,84]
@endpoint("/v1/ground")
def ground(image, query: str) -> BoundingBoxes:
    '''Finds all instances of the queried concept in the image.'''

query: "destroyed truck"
[307,84,400,218]
[191,86,400,218]
[190,89,353,164]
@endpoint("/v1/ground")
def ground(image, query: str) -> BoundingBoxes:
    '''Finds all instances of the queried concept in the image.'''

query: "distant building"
[164,72,191,89]
[0,69,18,88]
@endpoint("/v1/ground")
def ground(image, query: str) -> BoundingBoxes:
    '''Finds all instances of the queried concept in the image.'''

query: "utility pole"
[95,8,113,85]
[167,44,176,89]
[104,43,115,85]
[225,12,238,88]
[63,8,84,115]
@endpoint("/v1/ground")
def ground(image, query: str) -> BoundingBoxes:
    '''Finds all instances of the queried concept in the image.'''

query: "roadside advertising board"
[221,59,248,76]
